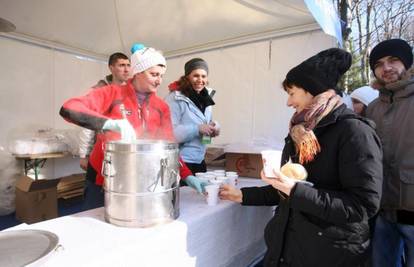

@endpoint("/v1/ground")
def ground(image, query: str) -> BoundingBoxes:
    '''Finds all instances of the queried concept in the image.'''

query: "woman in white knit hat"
[350,86,379,116]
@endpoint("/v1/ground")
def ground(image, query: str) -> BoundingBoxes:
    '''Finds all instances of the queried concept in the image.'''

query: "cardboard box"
[57,173,85,200]
[15,176,59,224]
[225,152,263,178]
[205,146,226,167]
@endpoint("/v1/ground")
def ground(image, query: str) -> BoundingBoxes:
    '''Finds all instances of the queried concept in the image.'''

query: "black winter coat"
[241,105,383,267]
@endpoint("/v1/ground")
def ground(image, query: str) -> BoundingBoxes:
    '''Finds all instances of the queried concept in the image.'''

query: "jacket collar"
[372,67,414,102]
[172,91,210,122]
[316,104,376,130]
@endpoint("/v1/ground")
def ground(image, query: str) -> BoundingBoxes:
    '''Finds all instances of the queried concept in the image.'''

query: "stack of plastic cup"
[215,176,228,185]
[213,169,226,176]
[194,172,210,184]
[226,171,237,176]
[203,174,215,184]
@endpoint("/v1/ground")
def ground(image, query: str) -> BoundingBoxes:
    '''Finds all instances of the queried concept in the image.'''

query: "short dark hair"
[108,52,129,66]
[282,78,295,92]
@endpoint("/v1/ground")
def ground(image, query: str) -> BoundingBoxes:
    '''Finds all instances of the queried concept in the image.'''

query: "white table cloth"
[5,178,274,267]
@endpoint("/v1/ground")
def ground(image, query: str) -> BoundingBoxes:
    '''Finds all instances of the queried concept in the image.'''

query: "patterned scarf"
[289,89,342,164]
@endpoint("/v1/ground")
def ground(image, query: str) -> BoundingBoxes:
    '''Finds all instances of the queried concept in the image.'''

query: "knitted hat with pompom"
[130,43,166,75]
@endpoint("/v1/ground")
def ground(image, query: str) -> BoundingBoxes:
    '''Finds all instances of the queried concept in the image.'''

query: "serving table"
[4,178,274,267]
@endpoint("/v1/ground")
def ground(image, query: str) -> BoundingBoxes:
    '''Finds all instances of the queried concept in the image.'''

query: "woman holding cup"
[165,58,219,174]
[219,48,382,266]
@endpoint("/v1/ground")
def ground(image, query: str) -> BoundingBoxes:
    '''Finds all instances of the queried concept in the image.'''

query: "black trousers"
[184,160,207,174]
[84,162,104,208]
[86,162,97,182]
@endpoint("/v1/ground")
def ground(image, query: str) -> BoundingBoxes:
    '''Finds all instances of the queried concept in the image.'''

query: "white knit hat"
[130,46,166,75]
[350,86,379,106]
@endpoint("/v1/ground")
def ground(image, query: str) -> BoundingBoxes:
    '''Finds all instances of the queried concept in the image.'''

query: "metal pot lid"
[106,139,178,152]
[0,229,59,267]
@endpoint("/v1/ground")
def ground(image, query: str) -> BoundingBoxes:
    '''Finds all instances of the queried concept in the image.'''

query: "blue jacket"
[165,89,213,164]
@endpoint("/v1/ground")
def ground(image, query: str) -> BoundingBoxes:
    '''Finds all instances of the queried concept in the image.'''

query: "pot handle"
[102,154,115,177]
[160,158,168,186]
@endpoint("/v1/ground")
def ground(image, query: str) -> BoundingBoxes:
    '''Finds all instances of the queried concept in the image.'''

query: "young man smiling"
[366,38,414,267]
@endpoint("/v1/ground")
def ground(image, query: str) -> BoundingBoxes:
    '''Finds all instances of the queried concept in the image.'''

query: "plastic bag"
[7,127,81,156]
[0,147,20,215]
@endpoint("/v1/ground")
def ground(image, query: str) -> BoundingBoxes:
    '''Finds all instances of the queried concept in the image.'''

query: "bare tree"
[335,0,414,90]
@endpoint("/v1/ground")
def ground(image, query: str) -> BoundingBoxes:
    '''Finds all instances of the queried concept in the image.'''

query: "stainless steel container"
[102,140,180,227]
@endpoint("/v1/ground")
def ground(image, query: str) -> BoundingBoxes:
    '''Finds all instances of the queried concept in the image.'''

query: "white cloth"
[5,178,273,267]
[78,128,95,158]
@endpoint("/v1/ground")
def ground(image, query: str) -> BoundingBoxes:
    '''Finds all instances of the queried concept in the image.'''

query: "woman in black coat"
[219,48,383,267]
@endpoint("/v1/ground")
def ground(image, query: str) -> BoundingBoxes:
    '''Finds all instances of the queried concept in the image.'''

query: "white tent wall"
[159,30,336,147]
[0,37,107,178]
[0,29,335,178]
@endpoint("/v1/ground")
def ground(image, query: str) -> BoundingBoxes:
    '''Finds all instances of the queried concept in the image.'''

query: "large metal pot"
[102,140,180,227]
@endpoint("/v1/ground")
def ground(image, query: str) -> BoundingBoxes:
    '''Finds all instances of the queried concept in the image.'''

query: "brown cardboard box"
[15,176,59,224]
[205,146,226,167]
[57,173,85,200]
[225,152,263,178]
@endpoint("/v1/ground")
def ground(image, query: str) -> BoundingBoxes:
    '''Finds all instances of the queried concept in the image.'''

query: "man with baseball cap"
[366,38,414,267]
[60,44,207,202]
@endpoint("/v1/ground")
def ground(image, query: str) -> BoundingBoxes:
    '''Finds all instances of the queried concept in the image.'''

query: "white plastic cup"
[199,176,210,184]
[209,179,224,185]
[261,150,282,177]
[205,184,220,206]
[226,175,238,186]
[204,174,216,182]
[215,176,228,184]
[212,120,220,131]
[195,172,206,178]
[226,171,238,176]
[213,170,225,175]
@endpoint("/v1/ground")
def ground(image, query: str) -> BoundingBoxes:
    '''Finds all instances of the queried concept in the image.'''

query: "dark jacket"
[241,105,383,267]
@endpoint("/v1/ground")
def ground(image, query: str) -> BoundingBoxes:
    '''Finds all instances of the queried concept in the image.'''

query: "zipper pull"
[120,104,127,119]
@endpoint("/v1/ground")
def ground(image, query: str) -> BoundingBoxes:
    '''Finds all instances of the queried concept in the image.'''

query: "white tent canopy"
[0,0,318,58]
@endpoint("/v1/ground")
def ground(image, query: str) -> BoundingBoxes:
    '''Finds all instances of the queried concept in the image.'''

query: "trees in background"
[335,0,413,91]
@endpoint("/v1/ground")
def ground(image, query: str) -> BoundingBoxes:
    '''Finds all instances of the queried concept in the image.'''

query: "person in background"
[60,44,207,205]
[94,52,131,88]
[219,48,383,266]
[79,52,131,172]
[350,86,378,116]
[165,58,219,174]
[366,38,414,267]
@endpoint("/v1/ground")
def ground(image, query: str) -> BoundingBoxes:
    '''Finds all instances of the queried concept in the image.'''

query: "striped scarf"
[289,89,342,164]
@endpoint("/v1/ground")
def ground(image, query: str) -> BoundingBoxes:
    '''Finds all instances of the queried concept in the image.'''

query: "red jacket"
[60,79,192,185]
